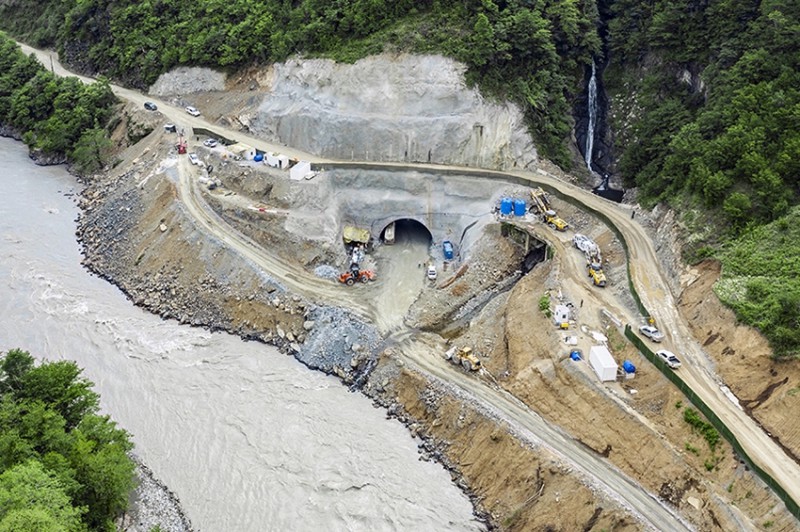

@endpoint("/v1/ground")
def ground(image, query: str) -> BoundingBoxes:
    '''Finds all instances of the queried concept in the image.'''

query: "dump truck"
[444,346,482,371]
[529,188,568,231]
[338,264,376,286]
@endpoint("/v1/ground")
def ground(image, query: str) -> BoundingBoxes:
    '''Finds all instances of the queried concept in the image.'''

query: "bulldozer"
[587,260,607,287]
[529,188,569,231]
[338,263,376,286]
[444,346,482,371]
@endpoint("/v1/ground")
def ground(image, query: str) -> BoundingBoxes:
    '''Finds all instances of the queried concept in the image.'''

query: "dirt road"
[20,42,798,524]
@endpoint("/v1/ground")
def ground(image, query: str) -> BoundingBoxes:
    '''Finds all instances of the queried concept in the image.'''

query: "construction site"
[56,46,800,531]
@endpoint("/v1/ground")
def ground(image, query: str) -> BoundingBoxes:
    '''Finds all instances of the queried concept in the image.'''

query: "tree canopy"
[0,349,135,530]
[0,33,117,171]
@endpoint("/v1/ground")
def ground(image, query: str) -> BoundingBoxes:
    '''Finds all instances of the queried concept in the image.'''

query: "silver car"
[185,106,201,117]
[639,325,665,342]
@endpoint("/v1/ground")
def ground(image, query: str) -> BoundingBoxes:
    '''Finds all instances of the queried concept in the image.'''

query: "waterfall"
[584,61,597,170]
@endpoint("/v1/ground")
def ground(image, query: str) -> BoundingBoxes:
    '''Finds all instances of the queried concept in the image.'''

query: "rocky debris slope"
[119,458,194,532]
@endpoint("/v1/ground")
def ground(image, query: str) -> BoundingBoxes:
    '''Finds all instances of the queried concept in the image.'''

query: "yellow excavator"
[530,188,569,231]
[444,346,482,371]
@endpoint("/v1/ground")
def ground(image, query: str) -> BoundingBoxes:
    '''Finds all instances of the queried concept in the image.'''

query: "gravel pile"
[313,264,339,279]
[297,306,382,384]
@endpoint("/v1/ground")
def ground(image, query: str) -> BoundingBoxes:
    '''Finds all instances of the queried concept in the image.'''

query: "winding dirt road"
[19,42,799,527]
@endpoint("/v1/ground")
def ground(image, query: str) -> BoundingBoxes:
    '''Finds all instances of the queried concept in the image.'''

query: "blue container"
[570,350,582,361]
[513,198,527,217]
[500,197,513,216]
[623,360,636,373]
[254,153,264,162]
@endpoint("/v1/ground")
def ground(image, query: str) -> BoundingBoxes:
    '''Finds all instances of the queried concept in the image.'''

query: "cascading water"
[584,61,597,170]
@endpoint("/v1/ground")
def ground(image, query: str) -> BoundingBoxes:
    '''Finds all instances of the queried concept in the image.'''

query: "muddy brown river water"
[0,137,481,531]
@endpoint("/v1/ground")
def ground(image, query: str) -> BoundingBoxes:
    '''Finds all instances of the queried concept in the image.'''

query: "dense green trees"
[0,33,116,171]
[0,349,135,530]
[0,0,600,166]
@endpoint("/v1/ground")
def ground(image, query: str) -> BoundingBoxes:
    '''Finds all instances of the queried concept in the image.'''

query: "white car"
[427,265,437,281]
[188,153,201,166]
[185,106,201,117]
[639,325,665,342]
[656,350,682,369]
[203,138,218,148]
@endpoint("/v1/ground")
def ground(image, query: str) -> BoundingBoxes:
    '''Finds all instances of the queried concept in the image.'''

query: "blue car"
[443,240,454,260]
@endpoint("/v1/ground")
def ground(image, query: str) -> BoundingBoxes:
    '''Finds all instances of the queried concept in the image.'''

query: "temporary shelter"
[589,345,617,382]
[290,160,313,181]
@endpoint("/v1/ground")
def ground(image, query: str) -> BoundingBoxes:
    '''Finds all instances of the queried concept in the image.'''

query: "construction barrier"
[625,325,800,521]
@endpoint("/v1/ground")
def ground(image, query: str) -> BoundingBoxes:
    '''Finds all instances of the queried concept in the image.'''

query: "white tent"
[589,345,617,382]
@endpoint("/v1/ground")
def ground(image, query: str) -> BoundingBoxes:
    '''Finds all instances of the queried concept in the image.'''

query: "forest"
[0,35,116,173]
[0,349,135,530]
[0,0,797,354]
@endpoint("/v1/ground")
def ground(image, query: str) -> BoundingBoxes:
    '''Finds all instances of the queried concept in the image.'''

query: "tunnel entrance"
[381,219,432,246]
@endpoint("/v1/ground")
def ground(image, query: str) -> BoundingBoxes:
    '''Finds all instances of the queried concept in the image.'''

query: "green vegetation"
[538,294,551,318]
[0,0,601,167]
[683,407,720,451]
[714,206,800,358]
[0,34,117,171]
[0,349,135,530]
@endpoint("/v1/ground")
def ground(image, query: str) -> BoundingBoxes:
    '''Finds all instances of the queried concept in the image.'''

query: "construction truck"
[444,346,482,371]
[587,260,607,287]
[529,188,569,231]
[573,234,607,287]
[338,263,376,286]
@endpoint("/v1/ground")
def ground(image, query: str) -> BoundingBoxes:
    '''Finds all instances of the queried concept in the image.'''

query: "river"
[0,137,481,531]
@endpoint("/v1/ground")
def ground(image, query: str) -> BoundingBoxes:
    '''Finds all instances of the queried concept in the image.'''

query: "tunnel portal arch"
[380,218,433,245]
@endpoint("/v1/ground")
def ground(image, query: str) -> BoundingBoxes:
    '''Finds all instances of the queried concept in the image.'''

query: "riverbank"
[119,457,194,532]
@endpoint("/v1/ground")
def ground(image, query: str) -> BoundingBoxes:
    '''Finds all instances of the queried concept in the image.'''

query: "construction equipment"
[573,233,607,287]
[177,133,187,154]
[530,188,568,231]
[338,263,376,286]
[444,346,482,371]
[587,260,607,287]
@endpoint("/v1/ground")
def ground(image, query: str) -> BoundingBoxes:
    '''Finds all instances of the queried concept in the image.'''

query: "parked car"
[427,265,437,281]
[164,123,176,133]
[144,101,158,111]
[639,325,665,342]
[185,106,201,117]
[656,349,682,369]
[442,240,454,260]
[188,153,201,166]
[203,138,218,148]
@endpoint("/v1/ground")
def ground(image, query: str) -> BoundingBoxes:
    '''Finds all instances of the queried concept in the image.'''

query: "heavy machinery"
[338,263,375,286]
[574,234,607,287]
[444,346,482,371]
[587,260,607,287]
[529,188,569,231]
[177,133,187,154]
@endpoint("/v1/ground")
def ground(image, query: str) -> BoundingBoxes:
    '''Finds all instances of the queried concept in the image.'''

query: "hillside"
[1,1,798,355]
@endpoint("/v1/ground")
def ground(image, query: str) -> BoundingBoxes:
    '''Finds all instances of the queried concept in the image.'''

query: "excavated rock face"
[249,54,537,170]
[149,67,226,96]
